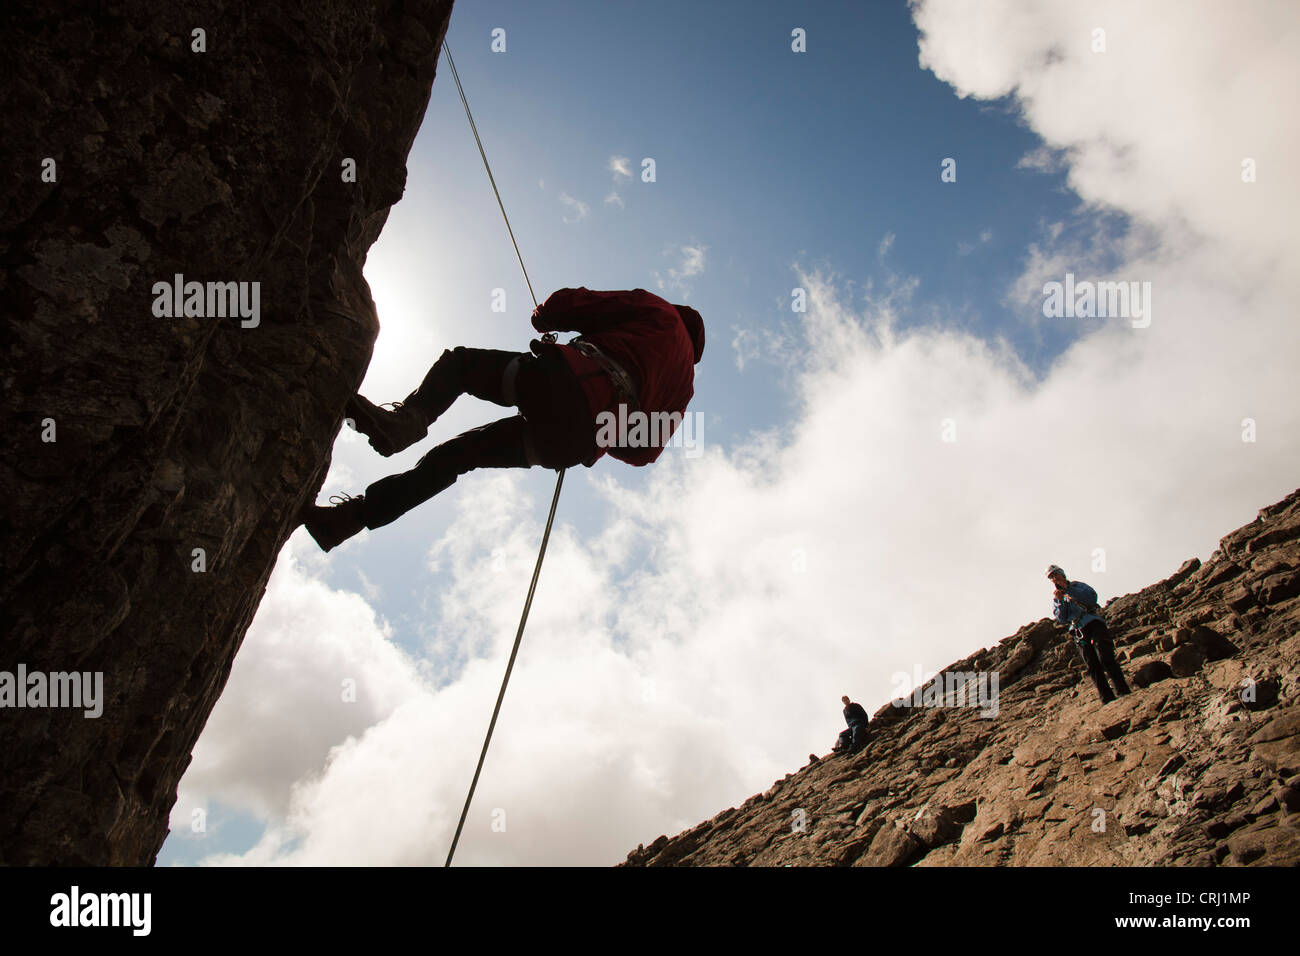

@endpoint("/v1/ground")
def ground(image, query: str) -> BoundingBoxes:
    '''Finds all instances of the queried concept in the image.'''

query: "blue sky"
[160,0,1299,866]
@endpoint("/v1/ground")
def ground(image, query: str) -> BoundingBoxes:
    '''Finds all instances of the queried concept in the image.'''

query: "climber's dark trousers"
[1076,620,1131,702]
[362,347,596,528]
[836,721,868,753]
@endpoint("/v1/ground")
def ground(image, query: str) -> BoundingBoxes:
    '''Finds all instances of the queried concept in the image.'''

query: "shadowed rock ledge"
[0,0,454,864]
[623,489,1300,866]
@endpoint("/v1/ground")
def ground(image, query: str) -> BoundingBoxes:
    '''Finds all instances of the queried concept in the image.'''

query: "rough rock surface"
[623,489,1300,866]
[0,1,454,864]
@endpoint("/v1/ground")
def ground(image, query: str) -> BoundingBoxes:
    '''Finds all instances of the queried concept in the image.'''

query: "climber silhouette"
[301,288,705,551]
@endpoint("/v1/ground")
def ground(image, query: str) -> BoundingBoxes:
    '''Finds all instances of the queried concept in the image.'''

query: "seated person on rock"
[835,695,870,755]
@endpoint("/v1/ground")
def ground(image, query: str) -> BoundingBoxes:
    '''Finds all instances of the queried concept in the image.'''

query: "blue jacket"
[1054,580,1102,637]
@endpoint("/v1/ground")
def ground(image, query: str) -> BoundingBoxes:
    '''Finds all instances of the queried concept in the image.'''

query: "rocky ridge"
[623,489,1300,866]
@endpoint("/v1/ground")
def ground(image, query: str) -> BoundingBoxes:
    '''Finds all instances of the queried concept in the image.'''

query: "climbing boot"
[346,395,429,457]
[302,494,367,552]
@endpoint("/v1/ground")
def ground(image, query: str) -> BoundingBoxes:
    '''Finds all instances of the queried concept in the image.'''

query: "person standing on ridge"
[301,288,705,551]
[1047,564,1131,704]
[836,695,870,755]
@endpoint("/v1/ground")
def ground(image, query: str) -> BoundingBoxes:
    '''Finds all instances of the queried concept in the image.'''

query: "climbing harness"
[569,338,641,412]
[440,40,565,867]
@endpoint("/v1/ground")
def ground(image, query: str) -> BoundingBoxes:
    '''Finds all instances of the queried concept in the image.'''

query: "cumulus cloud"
[170,0,1300,866]
[186,476,778,865]
[913,0,1297,290]
[168,534,425,831]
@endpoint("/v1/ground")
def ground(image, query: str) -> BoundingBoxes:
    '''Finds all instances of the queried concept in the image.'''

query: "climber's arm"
[531,287,642,335]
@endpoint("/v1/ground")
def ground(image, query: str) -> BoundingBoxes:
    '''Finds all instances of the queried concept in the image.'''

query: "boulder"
[858,819,926,867]
[1132,660,1174,688]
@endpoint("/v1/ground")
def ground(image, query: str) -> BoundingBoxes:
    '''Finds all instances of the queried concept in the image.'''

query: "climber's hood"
[673,304,705,363]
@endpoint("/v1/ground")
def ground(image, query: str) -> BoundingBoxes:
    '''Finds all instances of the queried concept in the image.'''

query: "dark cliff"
[0,0,454,864]
[623,489,1300,866]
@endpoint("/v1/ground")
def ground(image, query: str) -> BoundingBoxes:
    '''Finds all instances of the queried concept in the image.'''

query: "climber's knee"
[438,346,468,369]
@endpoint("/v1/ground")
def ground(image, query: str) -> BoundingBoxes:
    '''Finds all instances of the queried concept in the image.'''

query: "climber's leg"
[409,347,527,421]
[348,348,527,457]
[303,349,597,549]
[301,415,530,550]
[364,415,532,528]
[362,349,595,526]
[849,720,869,753]
[1076,636,1115,703]
[1086,620,1131,696]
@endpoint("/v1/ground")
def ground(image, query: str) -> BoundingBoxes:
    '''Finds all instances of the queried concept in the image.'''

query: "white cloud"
[603,155,634,210]
[168,534,425,829]
[677,245,706,278]
[558,192,589,224]
[1017,145,1067,174]
[654,242,708,298]
[608,155,633,180]
[914,0,1297,290]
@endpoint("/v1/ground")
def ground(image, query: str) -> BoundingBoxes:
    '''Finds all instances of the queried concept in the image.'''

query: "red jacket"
[531,288,705,465]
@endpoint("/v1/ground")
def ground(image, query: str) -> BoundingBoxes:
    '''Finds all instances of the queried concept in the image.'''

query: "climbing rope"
[441,40,539,311]
[443,469,564,867]
[440,39,565,867]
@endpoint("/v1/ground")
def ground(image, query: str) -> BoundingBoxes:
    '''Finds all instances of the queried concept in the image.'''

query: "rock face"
[0,1,454,864]
[623,489,1300,867]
